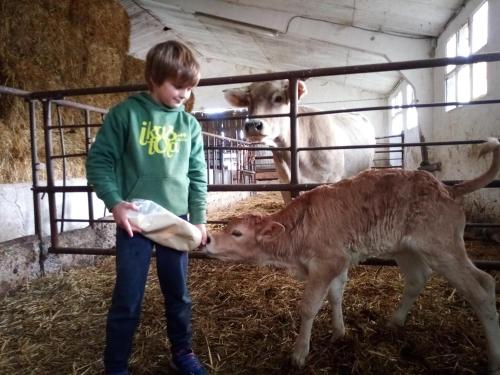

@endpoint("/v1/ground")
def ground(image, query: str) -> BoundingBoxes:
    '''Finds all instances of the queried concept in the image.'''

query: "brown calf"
[205,138,500,373]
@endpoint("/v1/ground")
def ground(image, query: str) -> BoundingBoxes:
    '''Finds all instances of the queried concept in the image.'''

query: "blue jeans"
[104,224,192,373]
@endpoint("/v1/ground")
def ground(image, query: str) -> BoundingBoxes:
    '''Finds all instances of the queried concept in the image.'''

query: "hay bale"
[0,0,137,183]
[84,43,124,86]
[69,0,129,52]
[121,54,145,84]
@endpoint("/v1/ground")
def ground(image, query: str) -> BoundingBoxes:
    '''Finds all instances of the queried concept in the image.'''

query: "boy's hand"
[112,201,142,238]
[195,224,207,246]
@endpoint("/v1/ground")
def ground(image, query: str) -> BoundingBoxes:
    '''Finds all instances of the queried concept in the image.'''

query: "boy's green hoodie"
[86,92,207,224]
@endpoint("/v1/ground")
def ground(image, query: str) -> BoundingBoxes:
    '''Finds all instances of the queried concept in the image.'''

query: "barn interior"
[0,0,499,374]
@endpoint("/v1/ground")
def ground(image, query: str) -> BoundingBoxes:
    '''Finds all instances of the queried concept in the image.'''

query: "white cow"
[205,138,500,373]
[224,80,375,202]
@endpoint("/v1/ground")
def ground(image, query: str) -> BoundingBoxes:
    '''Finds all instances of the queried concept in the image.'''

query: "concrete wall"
[431,0,500,221]
[0,222,115,298]
[0,186,252,297]
[386,0,499,222]
[0,179,252,243]
[0,179,106,243]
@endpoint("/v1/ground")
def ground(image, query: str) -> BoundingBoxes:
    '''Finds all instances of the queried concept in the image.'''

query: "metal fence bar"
[84,110,95,228]
[204,138,496,152]
[3,51,500,262]
[55,104,67,233]
[42,100,59,248]
[26,52,500,98]
[289,78,299,197]
[45,245,500,270]
[28,100,42,242]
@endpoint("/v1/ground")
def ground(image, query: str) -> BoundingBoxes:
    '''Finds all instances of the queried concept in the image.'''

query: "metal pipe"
[401,131,405,168]
[56,105,67,233]
[204,138,495,152]
[181,97,500,124]
[46,246,500,270]
[295,139,495,152]
[50,152,88,159]
[0,86,109,113]
[375,150,402,153]
[295,98,500,117]
[289,78,299,197]
[28,52,500,98]
[54,218,114,223]
[28,100,42,241]
[42,100,59,248]
[84,110,95,228]
[47,123,102,130]
[33,178,500,194]
[376,134,405,140]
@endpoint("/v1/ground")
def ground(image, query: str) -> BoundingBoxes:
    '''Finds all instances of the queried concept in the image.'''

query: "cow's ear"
[257,221,285,242]
[298,80,308,100]
[223,87,250,107]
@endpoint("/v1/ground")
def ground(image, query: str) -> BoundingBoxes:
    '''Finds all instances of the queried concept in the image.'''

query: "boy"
[86,40,208,375]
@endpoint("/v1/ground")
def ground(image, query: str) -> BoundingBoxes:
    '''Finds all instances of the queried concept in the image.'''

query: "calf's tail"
[447,137,500,198]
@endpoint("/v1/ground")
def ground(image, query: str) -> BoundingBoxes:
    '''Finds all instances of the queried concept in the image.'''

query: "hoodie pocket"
[125,176,189,208]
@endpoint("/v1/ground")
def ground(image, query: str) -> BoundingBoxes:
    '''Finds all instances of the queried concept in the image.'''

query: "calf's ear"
[223,87,250,107]
[257,221,285,242]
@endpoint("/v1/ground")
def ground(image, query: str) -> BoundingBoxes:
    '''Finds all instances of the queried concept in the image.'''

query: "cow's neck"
[271,117,290,147]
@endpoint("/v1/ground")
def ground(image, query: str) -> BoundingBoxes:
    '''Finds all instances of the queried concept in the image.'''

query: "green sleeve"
[85,108,125,211]
[187,118,208,224]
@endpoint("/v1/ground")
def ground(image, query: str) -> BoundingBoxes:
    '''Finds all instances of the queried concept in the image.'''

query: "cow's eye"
[273,95,283,103]
[231,230,242,237]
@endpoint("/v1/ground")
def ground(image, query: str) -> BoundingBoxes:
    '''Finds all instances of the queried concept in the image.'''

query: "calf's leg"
[327,267,348,340]
[425,241,500,374]
[292,258,347,368]
[390,251,432,327]
[292,277,330,367]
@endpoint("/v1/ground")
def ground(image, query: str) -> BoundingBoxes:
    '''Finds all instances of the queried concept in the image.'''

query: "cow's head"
[224,80,308,144]
[204,214,285,263]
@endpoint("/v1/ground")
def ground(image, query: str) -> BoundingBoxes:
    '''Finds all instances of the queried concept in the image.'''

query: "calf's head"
[205,214,285,263]
[224,80,307,144]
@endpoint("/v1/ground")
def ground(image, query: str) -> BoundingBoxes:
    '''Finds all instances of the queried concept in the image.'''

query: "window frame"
[445,1,488,111]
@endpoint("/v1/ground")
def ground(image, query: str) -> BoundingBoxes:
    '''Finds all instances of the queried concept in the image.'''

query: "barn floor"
[1,192,499,374]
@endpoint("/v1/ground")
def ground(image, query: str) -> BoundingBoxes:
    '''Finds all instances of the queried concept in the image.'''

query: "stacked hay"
[0,0,146,183]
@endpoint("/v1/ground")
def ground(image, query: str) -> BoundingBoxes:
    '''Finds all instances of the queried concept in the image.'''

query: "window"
[445,1,488,111]
[391,91,403,135]
[472,2,488,52]
[390,82,418,135]
[406,85,418,130]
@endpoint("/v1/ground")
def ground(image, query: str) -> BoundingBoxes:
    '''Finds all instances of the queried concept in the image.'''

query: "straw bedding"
[1,192,499,374]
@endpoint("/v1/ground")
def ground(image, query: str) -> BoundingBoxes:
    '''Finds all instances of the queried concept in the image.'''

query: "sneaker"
[171,347,208,375]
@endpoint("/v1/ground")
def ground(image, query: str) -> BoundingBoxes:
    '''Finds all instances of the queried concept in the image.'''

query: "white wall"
[0,179,106,243]
[0,179,252,243]
[419,0,500,222]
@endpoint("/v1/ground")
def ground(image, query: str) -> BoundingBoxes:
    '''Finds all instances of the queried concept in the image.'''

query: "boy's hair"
[145,40,200,90]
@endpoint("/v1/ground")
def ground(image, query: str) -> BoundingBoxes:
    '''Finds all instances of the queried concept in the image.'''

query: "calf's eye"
[231,230,242,237]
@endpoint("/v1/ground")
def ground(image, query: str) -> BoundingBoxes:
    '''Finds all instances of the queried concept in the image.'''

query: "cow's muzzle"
[245,119,264,133]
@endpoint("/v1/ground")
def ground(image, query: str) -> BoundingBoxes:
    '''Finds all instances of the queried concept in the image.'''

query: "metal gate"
[2,51,500,268]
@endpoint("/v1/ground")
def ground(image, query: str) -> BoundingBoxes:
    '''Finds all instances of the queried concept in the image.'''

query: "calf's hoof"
[291,343,309,368]
[387,314,406,328]
[290,352,307,368]
[331,327,345,342]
